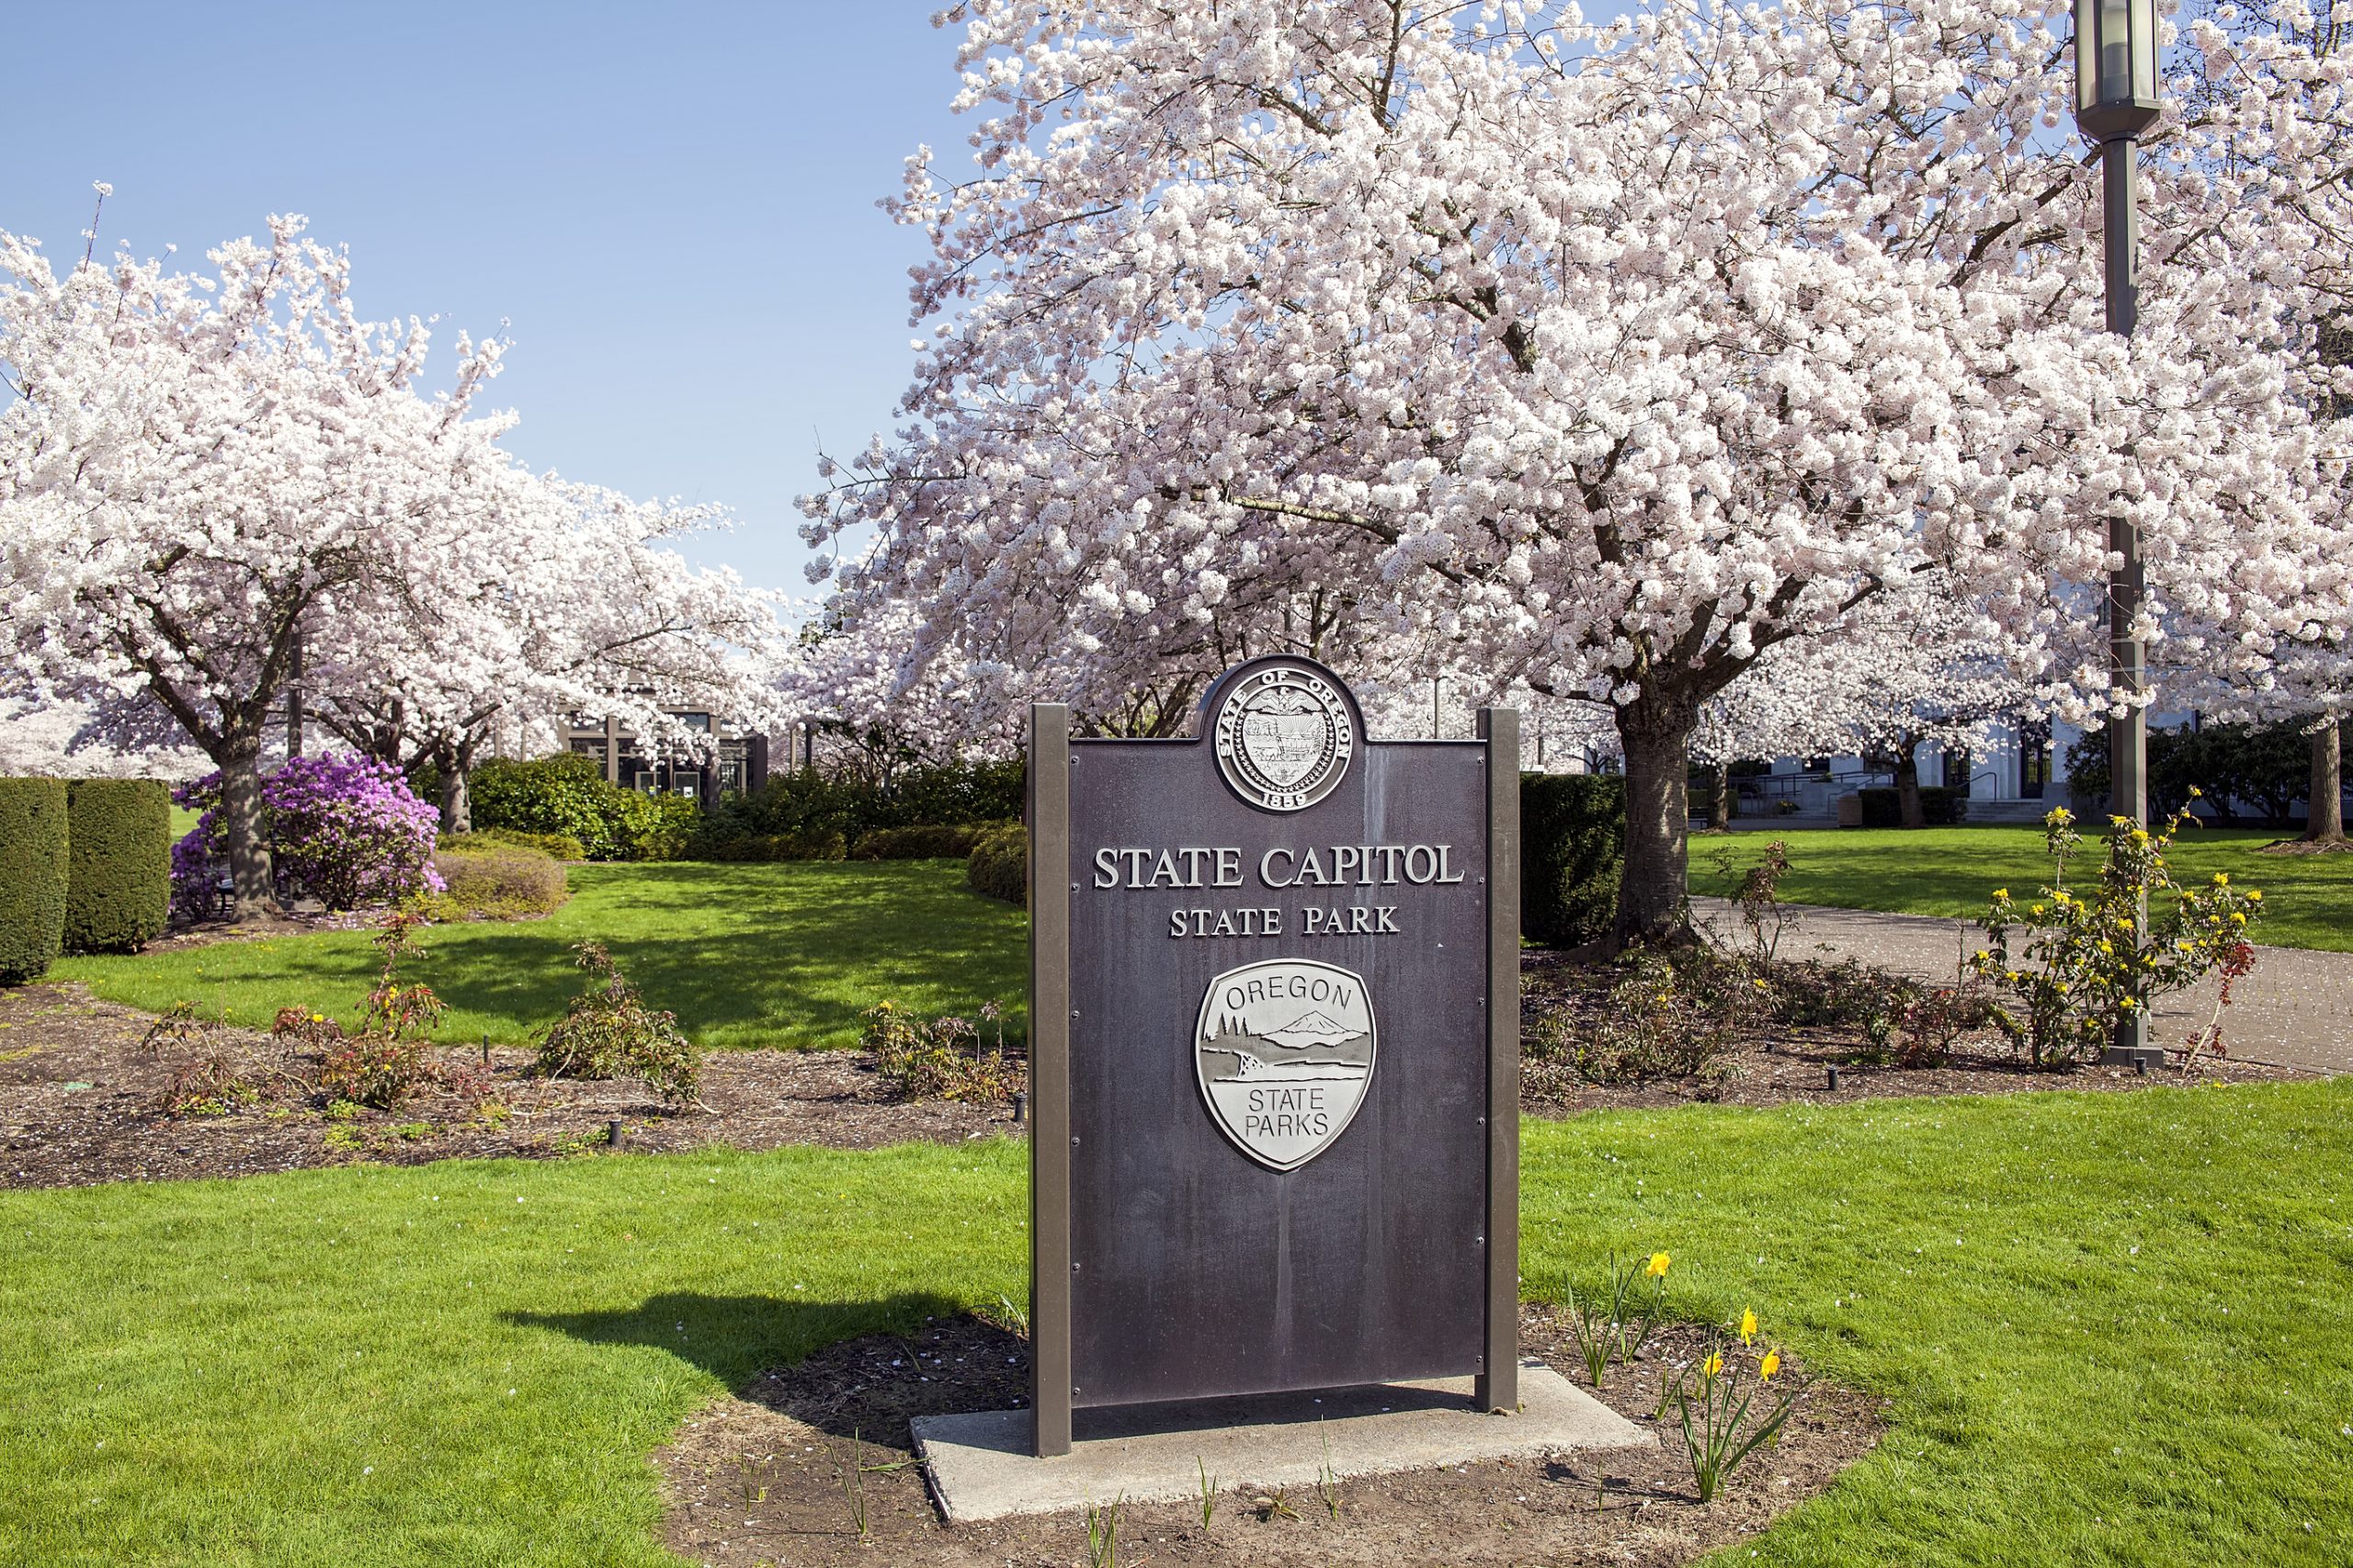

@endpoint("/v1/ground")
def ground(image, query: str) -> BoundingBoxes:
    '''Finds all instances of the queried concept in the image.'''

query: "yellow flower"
[2120,996,2136,1010]
[1740,1308,1758,1345]
[2188,785,2204,797]
[1993,888,2009,900]
[1760,1348,1781,1381]
[2231,912,2246,925]
[1702,1351,1723,1380]
[2097,939,2112,955]
[1646,1252,1671,1279]
[2248,890,2264,903]
[2213,872,2229,886]
[2031,904,2046,916]
[310,1014,324,1023]
[2130,829,2149,846]
[1973,950,1989,963]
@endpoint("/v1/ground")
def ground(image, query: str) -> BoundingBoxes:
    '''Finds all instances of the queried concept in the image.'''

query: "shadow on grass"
[509,1290,1022,1440]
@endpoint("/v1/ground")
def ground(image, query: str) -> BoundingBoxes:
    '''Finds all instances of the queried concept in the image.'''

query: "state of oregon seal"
[1212,665,1354,812]
[1195,959,1376,1171]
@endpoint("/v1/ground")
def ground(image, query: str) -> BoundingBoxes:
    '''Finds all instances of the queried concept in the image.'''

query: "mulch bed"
[0,944,2311,1191]
[657,1304,1885,1567]
[1517,950,2308,1117]
[0,983,1008,1191]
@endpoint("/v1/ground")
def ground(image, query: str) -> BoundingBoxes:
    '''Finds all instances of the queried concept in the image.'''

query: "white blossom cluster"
[0,210,789,823]
[800,0,2353,926]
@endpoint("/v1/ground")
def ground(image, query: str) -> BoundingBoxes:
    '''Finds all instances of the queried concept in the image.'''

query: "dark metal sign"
[1026,655,1518,1457]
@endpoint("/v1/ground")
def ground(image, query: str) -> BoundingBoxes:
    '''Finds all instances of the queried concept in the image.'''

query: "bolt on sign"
[1025,655,1519,1458]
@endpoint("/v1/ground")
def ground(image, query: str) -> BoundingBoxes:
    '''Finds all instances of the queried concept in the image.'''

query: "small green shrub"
[63,779,172,955]
[0,778,70,984]
[534,941,700,1105]
[965,823,1028,904]
[417,841,570,921]
[1972,805,2264,1068]
[311,915,447,1109]
[463,827,586,861]
[858,999,1020,1103]
[1521,775,1623,947]
[470,754,683,861]
[1852,786,1967,827]
[850,822,1004,860]
[1766,958,1921,1040]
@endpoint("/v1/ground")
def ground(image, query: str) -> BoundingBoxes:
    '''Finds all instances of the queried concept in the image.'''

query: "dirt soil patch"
[0,983,1010,1191]
[1517,951,2309,1117]
[656,1304,1884,1567]
[2,949,2309,1190]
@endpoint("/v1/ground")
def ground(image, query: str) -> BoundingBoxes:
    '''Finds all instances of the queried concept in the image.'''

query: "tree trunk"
[217,744,276,921]
[1613,690,1699,947]
[1706,759,1732,831]
[439,764,472,836]
[1895,737,1925,830]
[2307,721,2347,844]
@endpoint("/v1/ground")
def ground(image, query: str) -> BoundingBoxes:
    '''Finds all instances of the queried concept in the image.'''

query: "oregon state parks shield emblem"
[1212,664,1354,812]
[1195,959,1376,1171]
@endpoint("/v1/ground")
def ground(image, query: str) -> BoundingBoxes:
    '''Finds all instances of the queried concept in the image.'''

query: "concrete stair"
[1965,798,2060,825]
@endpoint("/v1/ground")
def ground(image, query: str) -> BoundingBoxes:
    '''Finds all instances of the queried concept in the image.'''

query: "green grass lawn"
[3,1080,2347,1565]
[169,805,201,840]
[1697,824,2353,952]
[53,861,1028,1050]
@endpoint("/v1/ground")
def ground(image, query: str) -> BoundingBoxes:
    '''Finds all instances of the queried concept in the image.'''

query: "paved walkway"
[1691,898,2350,1076]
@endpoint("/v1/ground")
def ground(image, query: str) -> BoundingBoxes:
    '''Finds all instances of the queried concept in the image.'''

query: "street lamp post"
[2075,0,2161,1062]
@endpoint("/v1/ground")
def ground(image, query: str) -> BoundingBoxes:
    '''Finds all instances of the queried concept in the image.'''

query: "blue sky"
[6,2,983,597]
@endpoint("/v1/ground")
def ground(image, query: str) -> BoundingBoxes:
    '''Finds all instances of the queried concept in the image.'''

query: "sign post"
[1027,656,1518,1458]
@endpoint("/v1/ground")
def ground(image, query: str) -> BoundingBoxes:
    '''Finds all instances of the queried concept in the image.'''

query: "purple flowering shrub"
[171,755,443,915]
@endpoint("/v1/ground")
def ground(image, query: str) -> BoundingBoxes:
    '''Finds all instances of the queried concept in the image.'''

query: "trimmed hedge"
[470,754,695,861]
[850,822,1007,860]
[467,826,586,861]
[63,779,171,955]
[966,823,1029,904]
[698,829,848,863]
[0,778,70,984]
[692,760,1023,856]
[1521,773,1624,948]
[1853,785,1967,828]
[419,840,571,921]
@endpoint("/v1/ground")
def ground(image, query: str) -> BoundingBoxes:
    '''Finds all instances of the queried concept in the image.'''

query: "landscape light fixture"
[2074,0,2159,1062]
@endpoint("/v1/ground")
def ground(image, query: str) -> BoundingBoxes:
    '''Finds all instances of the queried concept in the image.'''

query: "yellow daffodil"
[1646,1252,1671,1279]
[1760,1348,1781,1381]
[2231,912,2246,925]
[2031,904,2045,916]
[2119,996,2136,1010]
[1740,1308,1758,1345]
[1702,1351,1723,1380]
[2248,890,2263,903]
[2213,872,2229,886]
[1973,950,1989,962]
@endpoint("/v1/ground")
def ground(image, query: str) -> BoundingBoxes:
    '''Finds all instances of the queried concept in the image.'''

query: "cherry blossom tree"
[803,0,2353,942]
[314,481,788,833]
[0,207,786,905]
[1692,585,2029,828]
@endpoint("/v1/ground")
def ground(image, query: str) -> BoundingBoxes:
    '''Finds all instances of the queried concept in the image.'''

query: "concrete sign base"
[912,1360,1649,1523]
